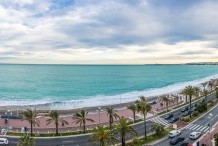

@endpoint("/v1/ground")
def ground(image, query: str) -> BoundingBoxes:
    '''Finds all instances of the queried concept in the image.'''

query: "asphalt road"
[154,102,218,146]
[5,92,216,146]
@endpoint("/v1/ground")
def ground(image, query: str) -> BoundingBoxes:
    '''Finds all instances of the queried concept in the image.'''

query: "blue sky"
[0,0,217,64]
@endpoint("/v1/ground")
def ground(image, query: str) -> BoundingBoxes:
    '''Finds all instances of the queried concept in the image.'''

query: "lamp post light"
[96,107,102,125]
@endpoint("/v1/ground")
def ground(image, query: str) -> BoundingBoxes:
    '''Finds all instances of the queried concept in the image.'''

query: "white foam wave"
[1,74,218,110]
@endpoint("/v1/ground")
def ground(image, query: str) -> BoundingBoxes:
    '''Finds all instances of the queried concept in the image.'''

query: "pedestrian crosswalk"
[186,124,210,132]
[149,117,170,127]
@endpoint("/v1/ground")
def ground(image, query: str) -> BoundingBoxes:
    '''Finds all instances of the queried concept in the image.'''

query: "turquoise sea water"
[0,64,218,109]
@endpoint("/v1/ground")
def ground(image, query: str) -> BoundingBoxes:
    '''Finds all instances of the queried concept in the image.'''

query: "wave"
[1,74,218,110]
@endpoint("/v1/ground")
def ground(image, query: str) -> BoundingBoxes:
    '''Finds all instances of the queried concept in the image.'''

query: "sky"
[0,0,218,64]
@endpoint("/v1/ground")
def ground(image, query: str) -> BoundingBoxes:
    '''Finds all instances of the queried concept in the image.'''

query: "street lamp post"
[96,107,102,125]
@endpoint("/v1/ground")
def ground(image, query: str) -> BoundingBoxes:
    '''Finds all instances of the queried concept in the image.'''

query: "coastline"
[0,74,217,115]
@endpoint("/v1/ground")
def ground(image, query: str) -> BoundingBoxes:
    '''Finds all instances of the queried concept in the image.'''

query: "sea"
[0,64,218,109]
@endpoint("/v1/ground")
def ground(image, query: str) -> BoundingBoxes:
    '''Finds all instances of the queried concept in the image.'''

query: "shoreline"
[0,74,217,115]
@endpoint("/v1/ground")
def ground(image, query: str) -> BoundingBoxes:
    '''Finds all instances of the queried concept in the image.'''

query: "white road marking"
[200,126,208,132]
[196,125,204,131]
[186,124,193,129]
[203,127,210,132]
[192,125,200,130]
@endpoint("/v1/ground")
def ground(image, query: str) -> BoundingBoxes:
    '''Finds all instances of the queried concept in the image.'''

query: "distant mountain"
[186,62,218,65]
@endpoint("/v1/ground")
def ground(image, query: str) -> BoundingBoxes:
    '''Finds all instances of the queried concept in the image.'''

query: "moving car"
[0,138,9,145]
[170,137,185,145]
[182,110,191,117]
[168,130,181,138]
[164,113,173,120]
[169,117,179,123]
[189,131,201,139]
[181,107,189,112]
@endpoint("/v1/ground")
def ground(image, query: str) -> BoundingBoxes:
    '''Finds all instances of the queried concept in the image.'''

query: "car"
[148,100,157,105]
[170,137,185,145]
[182,110,191,117]
[168,130,181,138]
[169,117,179,123]
[164,113,173,120]
[180,143,189,146]
[0,138,9,145]
[189,131,201,139]
[181,107,189,112]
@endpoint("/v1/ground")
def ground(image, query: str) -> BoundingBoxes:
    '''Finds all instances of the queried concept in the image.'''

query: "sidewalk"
[199,121,218,146]
[0,96,183,133]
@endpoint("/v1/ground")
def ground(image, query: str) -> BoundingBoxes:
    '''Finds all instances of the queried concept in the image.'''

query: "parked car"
[0,138,9,145]
[148,100,157,105]
[170,137,185,145]
[168,130,181,138]
[164,113,173,120]
[169,117,179,123]
[189,131,201,139]
[182,110,191,117]
[181,107,189,112]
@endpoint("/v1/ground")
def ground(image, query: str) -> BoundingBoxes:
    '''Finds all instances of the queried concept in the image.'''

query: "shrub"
[192,111,199,117]
[181,117,190,122]
[196,102,207,113]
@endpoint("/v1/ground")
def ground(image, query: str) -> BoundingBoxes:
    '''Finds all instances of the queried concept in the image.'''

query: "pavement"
[2,91,216,146]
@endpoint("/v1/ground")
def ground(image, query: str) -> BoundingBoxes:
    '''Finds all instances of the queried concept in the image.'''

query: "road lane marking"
[196,125,204,131]
[200,126,208,132]
[203,127,210,132]
[189,124,198,130]
[186,124,193,129]
[192,125,200,130]
[63,140,74,143]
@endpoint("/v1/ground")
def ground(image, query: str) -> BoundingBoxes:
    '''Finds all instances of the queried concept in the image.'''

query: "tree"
[151,123,165,136]
[181,89,189,104]
[193,87,201,98]
[160,96,172,112]
[21,109,40,136]
[216,88,218,100]
[184,86,195,118]
[17,134,34,146]
[214,133,218,145]
[127,104,137,123]
[106,107,119,128]
[203,89,209,109]
[46,110,69,135]
[208,81,214,91]
[89,126,118,146]
[116,117,137,146]
[201,82,207,90]
[73,110,94,133]
[136,96,151,139]
[172,95,179,107]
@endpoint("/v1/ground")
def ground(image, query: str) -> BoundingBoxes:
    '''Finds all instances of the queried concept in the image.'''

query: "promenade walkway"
[0,96,183,133]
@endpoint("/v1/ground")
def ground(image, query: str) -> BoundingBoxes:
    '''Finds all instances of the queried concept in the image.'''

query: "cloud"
[0,0,217,64]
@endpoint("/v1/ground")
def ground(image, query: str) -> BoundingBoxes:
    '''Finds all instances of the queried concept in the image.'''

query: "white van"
[0,138,9,145]
[168,130,181,138]
[189,131,201,139]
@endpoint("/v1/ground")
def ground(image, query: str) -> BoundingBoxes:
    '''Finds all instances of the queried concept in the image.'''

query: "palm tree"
[106,107,119,128]
[89,126,118,146]
[73,110,94,133]
[127,104,137,123]
[202,82,207,90]
[21,109,40,136]
[203,89,209,109]
[214,133,218,145]
[160,96,172,112]
[208,81,214,91]
[181,89,189,103]
[116,117,137,146]
[184,85,195,118]
[193,87,201,98]
[151,123,165,136]
[46,110,69,135]
[136,96,151,139]
[172,95,179,107]
[18,134,34,146]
